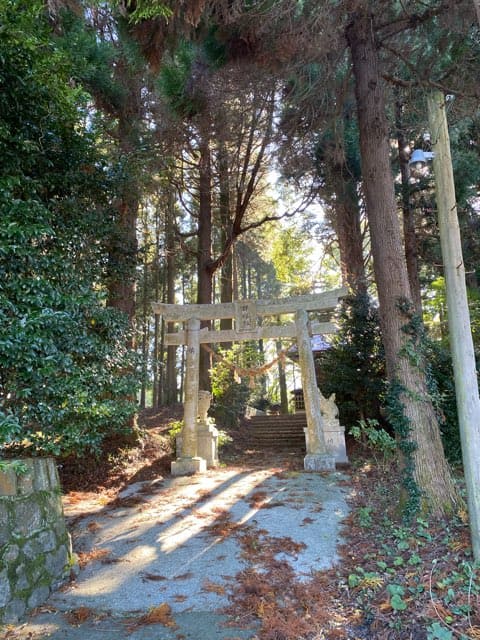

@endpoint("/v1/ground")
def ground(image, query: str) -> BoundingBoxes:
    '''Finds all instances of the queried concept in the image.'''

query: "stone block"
[42,492,64,524]
[33,458,50,491]
[45,545,68,578]
[1,544,19,565]
[0,469,17,497]
[15,564,30,591]
[27,585,50,610]
[37,530,57,553]
[197,424,219,468]
[324,425,349,465]
[0,570,11,607]
[13,499,43,537]
[46,458,60,489]
[0,502,10,547]
[16,460,34,495]
[3,597,26,623]
[304,453,336,472]
[171,457,207,477]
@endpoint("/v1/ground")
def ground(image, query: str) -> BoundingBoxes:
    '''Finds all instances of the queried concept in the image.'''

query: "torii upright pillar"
[171,317,207,476]
[295,310,336,471]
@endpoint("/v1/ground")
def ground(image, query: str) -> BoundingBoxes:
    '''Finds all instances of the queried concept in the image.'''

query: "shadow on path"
[5,454,351,640]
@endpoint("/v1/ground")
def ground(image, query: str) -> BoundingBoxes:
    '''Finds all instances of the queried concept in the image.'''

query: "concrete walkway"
[5,461,350,640]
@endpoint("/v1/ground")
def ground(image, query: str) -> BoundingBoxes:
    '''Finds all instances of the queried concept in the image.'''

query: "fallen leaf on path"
[135,603,177,628]
[174,571,193,580]
[65,606,94,625]
[77,547,111,567]
[141,572,167,582]
[202,579,226,595]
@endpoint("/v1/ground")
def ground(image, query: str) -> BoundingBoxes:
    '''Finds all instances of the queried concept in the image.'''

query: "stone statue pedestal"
[171,456,207,477]
[304,452,336,472]
[197,423,219,467]
[324,424,348,464]
[174,390,218,472]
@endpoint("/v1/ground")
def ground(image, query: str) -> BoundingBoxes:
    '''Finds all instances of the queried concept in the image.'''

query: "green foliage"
[386,378,420,520]
[0,0,138,458]
[159,40,207,118]
[122,0,173,24]
[350,419,396,466]
[426,622,453,640]
[321,293,386,426]
[211,343,264,429]
[269,225,314,295]
[0,459,28,475]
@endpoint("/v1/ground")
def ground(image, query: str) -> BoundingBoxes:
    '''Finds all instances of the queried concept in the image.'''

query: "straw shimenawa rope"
[201,343,293,389]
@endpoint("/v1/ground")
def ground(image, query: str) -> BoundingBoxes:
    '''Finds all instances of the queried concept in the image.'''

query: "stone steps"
[245,413,307,450]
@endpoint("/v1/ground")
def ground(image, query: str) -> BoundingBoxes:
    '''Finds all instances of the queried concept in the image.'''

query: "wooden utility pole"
[427,90,480,561]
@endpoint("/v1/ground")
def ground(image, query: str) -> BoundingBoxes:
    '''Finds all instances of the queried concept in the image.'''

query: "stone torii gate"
[152,287,347,476]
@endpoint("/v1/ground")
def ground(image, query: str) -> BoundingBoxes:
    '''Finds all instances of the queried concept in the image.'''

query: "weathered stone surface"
[14,564,30,591]
[36,530,57,553]
[33,458,51,491]
[0,570,11,607]
[23,538,40,561]
[324,426,349,464]
[3,597,26,623]
[0,502,10,547]
[52,519,69,544]
[42,493,64,523]
[171,457,207,477]
[0,458,70,625]
[0,469,17,496]
[16,460,35,495]
[46,459,59,489]
[45,545,68,578]
[197,423,219,468]
[304,453,336,472]
[13,500,43,536]
[27,585,50,610]
[1,544,20,564]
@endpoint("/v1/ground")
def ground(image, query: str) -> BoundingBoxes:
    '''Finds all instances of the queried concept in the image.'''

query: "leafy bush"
[0,1,138,458]
[350,418,396,466]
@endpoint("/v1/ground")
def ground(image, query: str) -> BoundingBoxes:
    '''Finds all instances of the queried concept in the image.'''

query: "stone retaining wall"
[0,458,73,623]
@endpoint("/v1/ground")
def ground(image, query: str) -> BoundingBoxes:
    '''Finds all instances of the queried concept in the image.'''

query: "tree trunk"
[218,136,234,335]
[330,172,366,294]
[106,109,140,347]
[276,339,289,414]
[395,96,422,313]
[165,190,177,404]
[428,89,480,560]
[323,116,366,294]
[139,219,149,409]
[197,133,213,391]
[346,6,458,515]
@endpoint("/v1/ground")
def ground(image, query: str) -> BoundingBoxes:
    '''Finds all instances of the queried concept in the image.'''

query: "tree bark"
[395,97,422,313]
[330,171,366,294]
[428,89,480,559]
[106,100,141,346]
[197,133,213,390]
[346,6,458,515]
[218,136,234,335]
[165,190,178,404]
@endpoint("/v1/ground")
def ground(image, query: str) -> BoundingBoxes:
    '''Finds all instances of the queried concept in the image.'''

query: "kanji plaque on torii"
[152,287,347,476]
